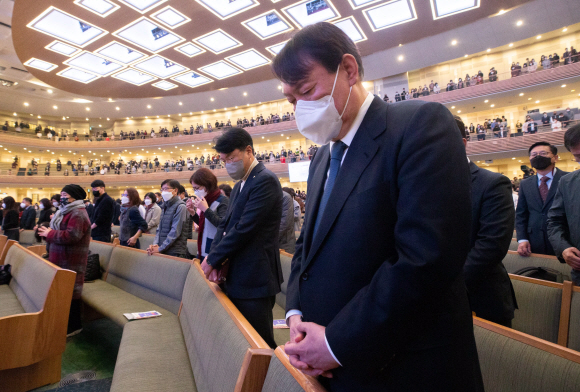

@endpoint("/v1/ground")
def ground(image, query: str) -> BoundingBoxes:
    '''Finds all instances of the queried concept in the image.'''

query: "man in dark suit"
[456,117,518,327]
[19,197,36,230]
[548,124,580,285]
[272,23,483,391]
[90,180,115,242]
[516,142,569,256]
[201,128,283,349]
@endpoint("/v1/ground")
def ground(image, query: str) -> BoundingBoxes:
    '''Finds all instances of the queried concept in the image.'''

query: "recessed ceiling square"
[152,80,178,90]
[346,0,383,9]
[45,40,82,57]
[24,58,58,72]
[172,71,213,88]
[57,67,100,83]
[430,0,479,19]
[113,17,185,53]
[27,6,108,47]
[225,49,271,71]
[117,0,168,14]
[150,6,191,29]
[112,68,157,86]
[133,55,188,78]
[193,29,242,54]
[362,0,417,31]
[174,43,206,58]
[64,51,124,76]
[242,10,294,40]
[195,0,259,20]
[333,16,367,43]
[94,41,147,64]
[282,0,341,28]
[265,41,288,56]
[74,0,120,17]
[198,60,242,80]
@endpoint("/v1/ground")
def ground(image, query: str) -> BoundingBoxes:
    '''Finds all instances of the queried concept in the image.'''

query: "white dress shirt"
[286,92,375,366]
[518,168,557,243]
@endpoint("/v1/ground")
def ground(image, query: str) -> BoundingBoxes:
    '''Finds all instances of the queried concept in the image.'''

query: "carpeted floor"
[42,379,112,392]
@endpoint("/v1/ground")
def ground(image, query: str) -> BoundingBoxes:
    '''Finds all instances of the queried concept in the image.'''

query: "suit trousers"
[229,295,276,349]
[91,234,110,243]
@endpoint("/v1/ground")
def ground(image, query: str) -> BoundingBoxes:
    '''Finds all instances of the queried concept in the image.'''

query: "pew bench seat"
[0,284,26,318]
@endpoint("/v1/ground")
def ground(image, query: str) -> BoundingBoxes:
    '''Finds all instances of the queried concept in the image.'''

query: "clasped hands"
[284,315,340,378]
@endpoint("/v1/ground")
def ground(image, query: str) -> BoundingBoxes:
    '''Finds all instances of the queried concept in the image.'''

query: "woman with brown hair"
[35,198,54,228]
[119,187,148,248]
[1,196,20,241]
[186,168,229,259]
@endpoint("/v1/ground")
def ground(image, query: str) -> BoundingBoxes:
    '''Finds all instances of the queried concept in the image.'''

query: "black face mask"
[93,190,100,198]
[530,156,553,170]
[60,197,69,207]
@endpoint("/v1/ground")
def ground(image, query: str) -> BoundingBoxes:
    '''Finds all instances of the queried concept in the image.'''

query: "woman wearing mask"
[186,169,229,259]
[141,192,162,234]
[119,188,148,248]
[2,196,20,241]
[35,198,54,229]
[38,185,91,336]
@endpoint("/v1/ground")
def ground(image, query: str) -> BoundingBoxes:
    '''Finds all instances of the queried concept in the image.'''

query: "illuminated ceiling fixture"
[362,0,417,31]
[74,0,120,17]
[133,55,188,78]
[398,55,403,61]
[23,58,58,72]
[195,0,259,20]
[27,6,108,47]
[152,80,178,90]
[53,105,58,109]
[113,17,185,53]
[47,89,53,93]
[225,49,271,70]
[497,9,507,15]
[561,84,566,88]
[116,107,120,110]
[93,41,147,65]
[563,27,568,32]
[241,10,294,40]
[333,16,368,43]
[451,40,457,45]
[430,0,480,20]
[45,40,82,57]
[117,0,168,14]
[516,20,523,26]
[265,40,288,56]
[282,0,341,28]
[111,69,157,86]
[509,43,513,47]
[175,42,206,58]
[193,29,243,55]
[64,51,124,76]
[57,67,100,83]
[198,60,242,80]
[519,93,524,96]
[150,6,191,29]
[179,102,183,105]
[536,35,541,39]
[347,0,384,9]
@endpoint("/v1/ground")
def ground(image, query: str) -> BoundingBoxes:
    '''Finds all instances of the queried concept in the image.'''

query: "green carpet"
[43,379,112,392]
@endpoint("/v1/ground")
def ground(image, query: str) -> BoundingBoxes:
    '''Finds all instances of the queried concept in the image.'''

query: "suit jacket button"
[301,272,308,281]
[223,232,226,236]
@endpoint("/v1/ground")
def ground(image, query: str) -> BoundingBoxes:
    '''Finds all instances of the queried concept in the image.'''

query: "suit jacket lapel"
[543,169,562,209]
[528,175,544,209]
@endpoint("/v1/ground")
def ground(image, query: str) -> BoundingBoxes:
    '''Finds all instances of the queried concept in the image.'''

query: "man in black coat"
[90,179,115,242]
[85,200,94,219]
[271,23,482,392]
[201,128,283,349]
[19,197,36,230]
[456,117,517,327]
[516,142,569,256]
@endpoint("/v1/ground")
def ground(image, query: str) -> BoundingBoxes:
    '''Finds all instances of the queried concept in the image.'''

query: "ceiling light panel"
[265,41,288,56]
[430,0,480,19]
[64,51,124,76]
[27,6,108,47]
[74,0,120,17]
[117,0,167,14]
[57,67,100,83]
[347,0,383,9]
[112,69,157,86]
[24,58,58,72]
[242,10,294,40]
[225,49,271,71]
[150,6,191,29]
[174,43,206,58]
[172,71,213,88]
[195,0,259,20]
[193,29,242,54]
[113,17,185,53]
[45,40,82,57]
[333,16,367,43]
[132,55,188,78]
[282,0,341,28]
[198,60,242,80]
[94,41,147,64]
[362,0,418,32]
[152,80,178,90]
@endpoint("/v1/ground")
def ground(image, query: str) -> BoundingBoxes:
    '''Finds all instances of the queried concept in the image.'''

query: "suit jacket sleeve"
[515,183,529,241]
[94,197,114,227]
[464,174,515,287]
[21,209,35,229]
[547,181,573,259]
[325,102,472,373]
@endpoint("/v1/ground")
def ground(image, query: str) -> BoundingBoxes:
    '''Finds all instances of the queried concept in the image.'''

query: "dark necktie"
[313,141,348,236]
[539,176,550,203]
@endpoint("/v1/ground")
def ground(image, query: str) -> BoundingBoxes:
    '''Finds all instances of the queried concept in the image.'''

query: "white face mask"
[144,198,152,206]
[39,205,44,210]
[1,203,5,209]
[294,65,352,146]
[53,201,59,207]
[121,196,130,205]
[194,188,207,199]
[161,191,173,201]
[20,202,26,209]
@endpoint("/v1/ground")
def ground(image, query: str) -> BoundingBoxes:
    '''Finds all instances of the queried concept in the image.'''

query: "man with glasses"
[146,179,189,258]
[516,142,569,256]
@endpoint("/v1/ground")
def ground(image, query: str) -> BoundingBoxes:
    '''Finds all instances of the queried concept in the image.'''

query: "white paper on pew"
[273,319,289,329]
[124,311,162,321]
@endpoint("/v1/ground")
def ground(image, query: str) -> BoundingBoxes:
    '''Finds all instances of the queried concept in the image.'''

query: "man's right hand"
[288,314,305,344]
[147,244,159,256]
[517,241,531,257]
[563,247,580,270]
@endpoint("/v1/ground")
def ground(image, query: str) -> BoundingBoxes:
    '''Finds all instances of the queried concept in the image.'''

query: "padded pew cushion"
[0,285,25,318]
[262,354,304,392]
[88,241,115,278]
[503,253,571,281]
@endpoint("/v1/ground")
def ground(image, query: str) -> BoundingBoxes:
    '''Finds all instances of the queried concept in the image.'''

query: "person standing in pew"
[2,196,20,241]
[516,142,568,257]
[456,117,518,327]
[90,180,115,242]
[548,124,580,285]
[38,184,91,337]
[19,197,35,231]
[200,128,283,349]
[272,23,483,391]
[119,188,148,249]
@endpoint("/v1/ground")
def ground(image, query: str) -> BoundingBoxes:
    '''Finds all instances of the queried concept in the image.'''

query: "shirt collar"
[330,92,374,151]
[241,158,258,183]
[538,168,556,181]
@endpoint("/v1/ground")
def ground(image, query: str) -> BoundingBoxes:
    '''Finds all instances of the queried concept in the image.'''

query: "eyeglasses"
[529,151,552,158]
[161,187,174,192]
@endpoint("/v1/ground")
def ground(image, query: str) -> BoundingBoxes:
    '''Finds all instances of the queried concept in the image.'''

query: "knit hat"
[61,184,86,201]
